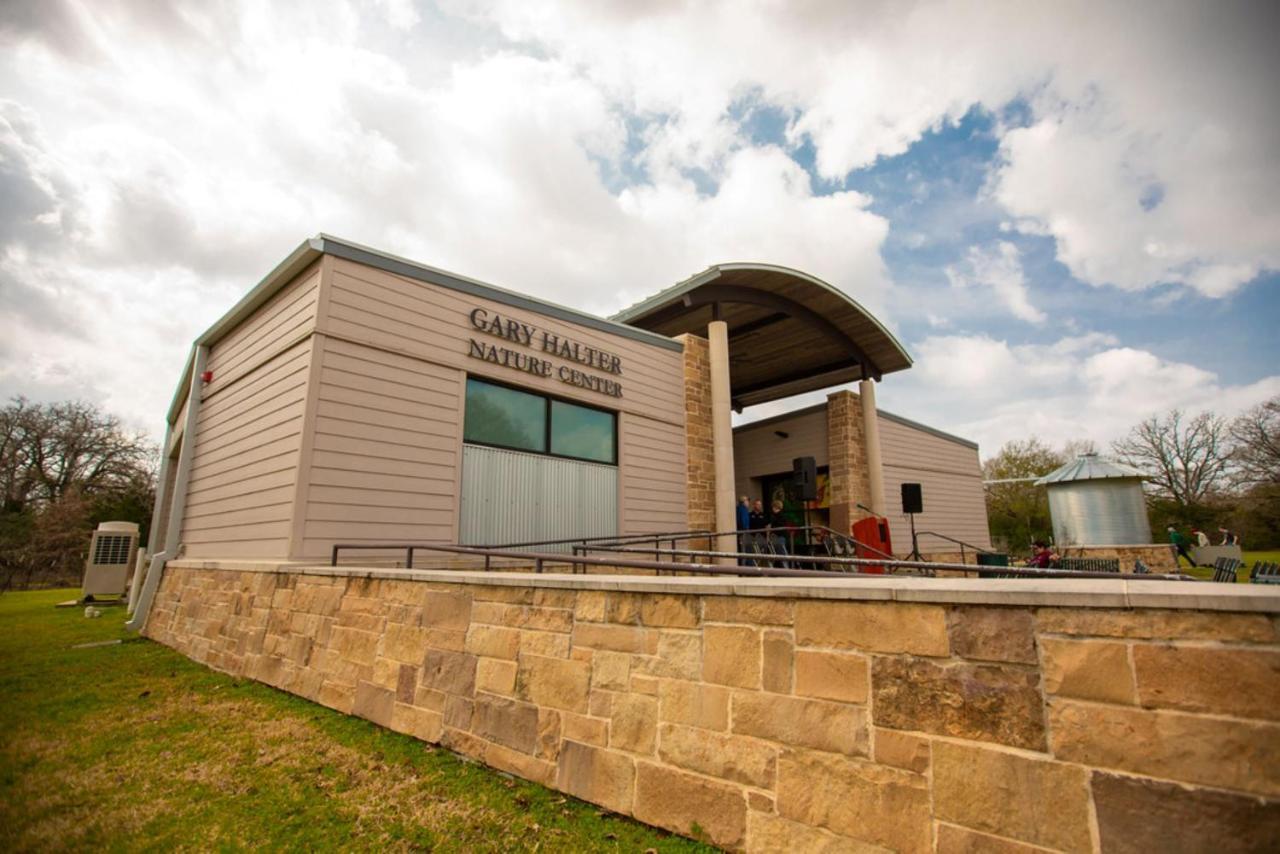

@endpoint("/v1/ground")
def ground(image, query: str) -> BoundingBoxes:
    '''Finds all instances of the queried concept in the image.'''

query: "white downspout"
[126,345,208,632]
[128,422,173,614]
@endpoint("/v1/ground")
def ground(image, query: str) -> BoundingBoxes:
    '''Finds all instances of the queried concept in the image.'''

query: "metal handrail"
[911,530,996,564]
[575,525,896,563]
[329,541,1193,581]
[476,529,713,550]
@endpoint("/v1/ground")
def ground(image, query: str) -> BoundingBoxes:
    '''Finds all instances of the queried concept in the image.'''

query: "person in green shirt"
[1167,526,1198,568]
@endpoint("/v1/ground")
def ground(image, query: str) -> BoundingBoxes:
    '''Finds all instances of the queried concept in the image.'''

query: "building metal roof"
[612,263,913,408]
[732,401,979,450]
[1035,453,1147,486]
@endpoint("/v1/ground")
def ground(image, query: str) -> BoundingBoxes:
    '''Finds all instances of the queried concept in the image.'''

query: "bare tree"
[1112,409,1231,506]
[1230,396,1280,488]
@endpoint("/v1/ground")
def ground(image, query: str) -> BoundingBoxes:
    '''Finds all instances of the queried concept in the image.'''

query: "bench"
[1057,557,1121,573]
[1211,556,1243,583]
[1251,561,1280,584]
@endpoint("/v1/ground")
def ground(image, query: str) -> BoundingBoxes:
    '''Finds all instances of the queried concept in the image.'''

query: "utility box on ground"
[82,521,139,602]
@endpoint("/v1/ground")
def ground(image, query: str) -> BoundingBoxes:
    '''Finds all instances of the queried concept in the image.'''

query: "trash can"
[976,551,1010,578]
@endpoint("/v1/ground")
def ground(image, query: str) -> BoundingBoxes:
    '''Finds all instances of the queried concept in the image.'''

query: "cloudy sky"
[2,0,1277,456]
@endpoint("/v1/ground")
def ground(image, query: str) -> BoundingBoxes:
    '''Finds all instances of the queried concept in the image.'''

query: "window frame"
[463,375,618,466]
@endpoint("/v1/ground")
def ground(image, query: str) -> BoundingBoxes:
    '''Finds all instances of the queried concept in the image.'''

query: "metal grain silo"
[1035,454,1151,546]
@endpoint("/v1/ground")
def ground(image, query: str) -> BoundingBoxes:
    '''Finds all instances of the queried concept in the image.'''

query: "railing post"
[535,558,543,574]
[331,545,339,567]
[484,554,491,572]
[407,546,415,569]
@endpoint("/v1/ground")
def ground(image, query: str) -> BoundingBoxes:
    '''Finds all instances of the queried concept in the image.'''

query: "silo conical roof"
[1034,453,1146,486]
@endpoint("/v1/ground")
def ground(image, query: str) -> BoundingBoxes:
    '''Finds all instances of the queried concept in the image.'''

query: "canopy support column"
[860,378,886,516]
[708,320,736,563]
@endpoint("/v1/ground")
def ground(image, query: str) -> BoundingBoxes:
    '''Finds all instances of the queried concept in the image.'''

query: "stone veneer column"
[707,321,736,561]
[826,389,873,536]
[859,379,886,516]
[678,334,715,545]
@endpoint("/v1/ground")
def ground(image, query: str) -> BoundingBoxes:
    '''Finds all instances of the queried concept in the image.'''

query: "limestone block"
[795,649,868,703]
[563,712,608,747]
[872,657,1045,751]
[573,590,609,622]
[948,607,1037,664]
[484,603,573,633]
[733,692,867,756]
[422,591,473,632]
[872,728,930,774]
[796,601,949,656]
[610,693,658,755]
[588,690,612,717]
[423,628,466,652]
[520,629,571,658]
[395,663,417,703]
[1040,637,1136,705]
[353,680,395,728]
[639,594,700,628]
[381,624,430,664]
[471,693,540,754]
[533,588,577,609]
[485,741,556,787]
[330,626,380,667]
[555,741,635,814]
[933,740,1091,853]
[474,585,535,605]
[746,792,774,813]
[317,678,356,714]
[762,630,793,694]
[1036,608,1276,643]
[476,657,516,696]
[414,686,445,712]
[1132,644,1280,720]
[934,823,1046,853]
[390,702,442,743]
[444,694,473,730]
[1048,700,1280,797]
[516,654,590,713]
[776,749,930,853]
[465,624,521,660]
[630,674,659,695]
[659,680,730,731]
[634,631,701,680]
[1092,770,1280,853]
[657,723,776,788]
[633,762,747,850]
[571,623,657,654]
[591,650,631,690]
[703,596,795,626]
[746,813,868,854]
[420,648,477,697]
[704,625,761,689]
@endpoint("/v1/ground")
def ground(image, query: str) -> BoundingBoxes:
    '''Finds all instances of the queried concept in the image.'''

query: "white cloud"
[876,333,1280,454]
[945,241,1044,324]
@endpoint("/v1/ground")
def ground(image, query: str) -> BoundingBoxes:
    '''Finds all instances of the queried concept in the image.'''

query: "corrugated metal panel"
[460,444,617,551]
[1036,453,1146,485]
[1048,480,1152,546]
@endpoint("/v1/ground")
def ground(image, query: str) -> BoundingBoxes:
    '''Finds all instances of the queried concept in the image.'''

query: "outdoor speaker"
[901,482,923,515]
[792,456,817,501]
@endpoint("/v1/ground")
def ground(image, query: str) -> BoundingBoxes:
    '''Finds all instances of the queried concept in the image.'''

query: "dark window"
[551,400,616,464]
[463,379,546,453]
[463,377,616,464]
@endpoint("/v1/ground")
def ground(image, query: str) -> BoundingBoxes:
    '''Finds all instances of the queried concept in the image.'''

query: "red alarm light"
[200,371,213,383]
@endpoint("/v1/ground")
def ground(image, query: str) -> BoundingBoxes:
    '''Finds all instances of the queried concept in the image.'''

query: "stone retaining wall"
[144,564,1280,852]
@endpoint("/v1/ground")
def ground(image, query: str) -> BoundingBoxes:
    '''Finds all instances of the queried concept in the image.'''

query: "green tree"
[982,438,1065,555]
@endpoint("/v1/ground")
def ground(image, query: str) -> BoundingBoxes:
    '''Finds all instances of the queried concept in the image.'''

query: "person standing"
[736,496,751,532]
[1192,528,1209,547]
[1168,526,1197,568]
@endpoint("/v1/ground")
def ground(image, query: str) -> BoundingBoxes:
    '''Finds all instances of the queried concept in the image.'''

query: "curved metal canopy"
[613,263,912,408]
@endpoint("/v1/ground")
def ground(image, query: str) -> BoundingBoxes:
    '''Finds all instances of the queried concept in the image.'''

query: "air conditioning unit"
[82,521,139,602]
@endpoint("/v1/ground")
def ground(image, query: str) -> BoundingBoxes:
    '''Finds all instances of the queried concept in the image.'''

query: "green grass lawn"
[0,588,715,852]
[1183,550,1279,582]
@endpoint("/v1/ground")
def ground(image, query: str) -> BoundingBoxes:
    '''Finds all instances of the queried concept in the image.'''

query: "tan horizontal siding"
[204,265,319,394]
[323,258,684,423]
[180,338,311,559]
[880,414,989,551]
[621,414,686,535]
[733,409,827,498]
[296,336,463,560]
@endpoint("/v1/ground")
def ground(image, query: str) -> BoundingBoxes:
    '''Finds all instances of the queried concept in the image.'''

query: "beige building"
[140,235,989,576]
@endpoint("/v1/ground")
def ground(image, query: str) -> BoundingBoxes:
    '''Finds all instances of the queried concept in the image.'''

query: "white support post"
[708,320,737,563]
[859,378,886,517]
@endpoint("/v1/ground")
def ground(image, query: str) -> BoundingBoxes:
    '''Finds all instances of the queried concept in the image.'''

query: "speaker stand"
[906,511,924,562]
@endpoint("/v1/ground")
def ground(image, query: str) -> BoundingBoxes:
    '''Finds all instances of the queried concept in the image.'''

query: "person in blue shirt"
[736,496,751,532]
